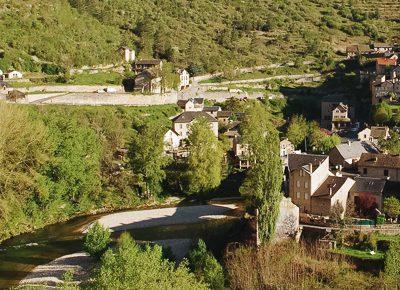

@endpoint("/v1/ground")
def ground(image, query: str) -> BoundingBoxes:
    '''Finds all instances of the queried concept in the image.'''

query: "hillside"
[0,0,399,74]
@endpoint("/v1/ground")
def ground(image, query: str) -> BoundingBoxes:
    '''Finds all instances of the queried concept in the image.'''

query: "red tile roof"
[376,58,397,66]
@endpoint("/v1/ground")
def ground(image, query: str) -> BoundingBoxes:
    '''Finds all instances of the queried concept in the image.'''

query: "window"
[304,193,309,200]
[296,192,300,198]
[363,168,367,175]
[384,169,389,177]
[180,124,183,129]
[305,181,309,189]
[296,180,300,188]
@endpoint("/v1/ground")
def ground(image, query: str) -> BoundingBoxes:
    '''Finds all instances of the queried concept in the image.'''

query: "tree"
[372,102,392,125]
[383,197,400,220]
[160,61,180,91]
[186,118,224,194]
[240,101,283,242]
[309,122,340,154]
[91,232,207,289]
[84,221,111,257]
[286,115,308,148]
[384,241,400,285]
[188,239,225,289]
[379,131,400,155]
[130,122,170,197]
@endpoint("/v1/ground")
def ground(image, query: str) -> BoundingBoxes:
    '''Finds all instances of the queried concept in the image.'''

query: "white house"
[163,129,181,152]
[177,98,204,112]
[119,46,136,62]
[5,70,23,79]
[280,139,295,157]
[177,69,190,90]
[172,111,218,139]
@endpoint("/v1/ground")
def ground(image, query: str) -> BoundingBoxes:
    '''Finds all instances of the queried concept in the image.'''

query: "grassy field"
[68,72,123,86]
[332,247,384,260]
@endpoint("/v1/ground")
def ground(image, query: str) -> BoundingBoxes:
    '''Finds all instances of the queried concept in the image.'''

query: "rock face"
[275,197,300,240]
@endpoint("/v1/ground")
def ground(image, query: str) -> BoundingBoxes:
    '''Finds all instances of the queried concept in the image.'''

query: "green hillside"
[0,0,398,74]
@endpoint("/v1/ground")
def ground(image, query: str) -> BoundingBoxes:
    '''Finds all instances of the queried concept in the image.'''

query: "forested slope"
[0,0,398,74]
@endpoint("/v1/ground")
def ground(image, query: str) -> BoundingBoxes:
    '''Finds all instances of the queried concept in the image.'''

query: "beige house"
[177,69,190,91]
[134,70,162,94]
[217,111,233,125]
[118,46,136,62]
[233,136,250,169]
[331,103,351,132]
[321,101,354,130]
[5,70,23,79]
[280,139,295,157]
[288,154,355,217]
[358,153,400,182]
[172,111,218,140]
[329,141,369,169]
[163,129,180,153]
[177,98,204,112]
[358,126,390,143]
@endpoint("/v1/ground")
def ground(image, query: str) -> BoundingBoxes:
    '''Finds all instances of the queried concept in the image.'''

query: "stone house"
[331,103,351,132]
[163,129,180,153]
[349,177,386,211]
[5,70,23,79]
[358,153,400,182]
[134,70,162,94]
[172,111,218,140]
[177,69,190,91]
[217,111,233,125]
[329,141,369,169]
[376,57,397,75]
[203,106,221,118]
[177,98,204,112]
[372,43,393,54]
[134,59,163,74]
[233,136,250,169]
[288,154,355,217]
[321,101,354,130]
[358,126,390,143]
[358,128,371,142]
[118,46,136,63]
[280,139,295,157]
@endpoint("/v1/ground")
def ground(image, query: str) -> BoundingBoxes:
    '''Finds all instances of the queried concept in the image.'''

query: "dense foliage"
[0,103,180,241]
[1,0,398,73]
[89,232,207,289]
[84,222,111,257]
[240,101,283,242]
[188,239,225,289]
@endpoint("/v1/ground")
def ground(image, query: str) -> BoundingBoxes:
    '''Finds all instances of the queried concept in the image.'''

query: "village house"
[331,103,351,132]
[177,98,204,112]
[163,129,180,153]
[280,139,295,157]
[321,101,354,130]
[217,111,233,125]
[358,126,390,143]
[223,121,241,148]
[376,57,397,75]
[372,43,393,54]
[346,44,371,59]
[349,177,386,211]
[233,136,250,169]
[118,46,136,63]
[288,154,355,217]
[134,70,162,94]
[134,59,163,74]
[329,141,370,169]
[4,70,23,79]
[177,69,190,91]
[203,106,221,118]
[172,111,218,139]
[358,153,400,182]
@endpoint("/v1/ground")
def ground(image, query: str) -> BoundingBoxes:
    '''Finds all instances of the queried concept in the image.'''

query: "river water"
[0,204,243,288]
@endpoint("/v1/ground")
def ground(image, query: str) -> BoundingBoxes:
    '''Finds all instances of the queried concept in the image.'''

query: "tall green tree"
[91,232,207,289]
[379,131,400,155]
[286,115,308,148]
[383,197,400,220]
[308,121,340,154]
[187,118,224,194]
[240,101,283,242]
[130,122,169,197]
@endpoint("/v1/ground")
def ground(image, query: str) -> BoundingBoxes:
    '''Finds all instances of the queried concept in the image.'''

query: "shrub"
[376,215,385,225]
[384,242,400,283]
[84,221,111,257]
[188,239,225,289]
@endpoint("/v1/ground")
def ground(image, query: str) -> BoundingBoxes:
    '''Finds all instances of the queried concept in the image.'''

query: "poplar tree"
[240,101,283,242]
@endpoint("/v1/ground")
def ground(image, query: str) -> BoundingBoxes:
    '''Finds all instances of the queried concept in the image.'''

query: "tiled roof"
[312,176,348,198]
[352,177,386,194]
[358,153,400,169]
[172,111,217,123]
[217,111,233,118]
[334,141,368,159]
[377,58,397,66]
[288,154,327,172]
[203,106,221,112]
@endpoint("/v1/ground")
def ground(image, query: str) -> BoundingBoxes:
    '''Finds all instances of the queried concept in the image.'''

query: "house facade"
[172,111,218,139]
[358,153,400,182]
[177,69,190,91]
[134,70,162,94]
[163,129,180,153]
[280,139,295,157]
[5,70,23,79]
[331,103,351,132]
[118,46,136,62]
[349,177,386,211]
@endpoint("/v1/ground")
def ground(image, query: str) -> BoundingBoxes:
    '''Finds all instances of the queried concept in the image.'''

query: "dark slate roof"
[177,100,187,109]
[203,106,221,112]
[172,111,217,123]
[287,154,327,172]
[226,121,241,131]
[312,176,348,198]
[358,153,400,169]
[351,177,386,194]
[333,141,368,159]
[217,111,233,118]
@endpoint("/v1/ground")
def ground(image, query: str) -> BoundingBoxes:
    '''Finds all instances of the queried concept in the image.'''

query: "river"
[0,202,244,288]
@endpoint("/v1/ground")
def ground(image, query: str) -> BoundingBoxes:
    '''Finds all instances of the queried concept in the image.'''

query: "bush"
[84,221,111,257]
[188,239,225,289]
[384,242,400,283]
[376,215,385,225]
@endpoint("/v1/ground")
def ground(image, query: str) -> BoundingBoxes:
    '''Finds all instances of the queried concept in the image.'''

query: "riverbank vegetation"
[1,0,399,74]
[0,102,180,241]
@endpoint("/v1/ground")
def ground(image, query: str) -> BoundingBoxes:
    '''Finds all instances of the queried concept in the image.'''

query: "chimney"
[348,140,351,146]
[309,163,313,173]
